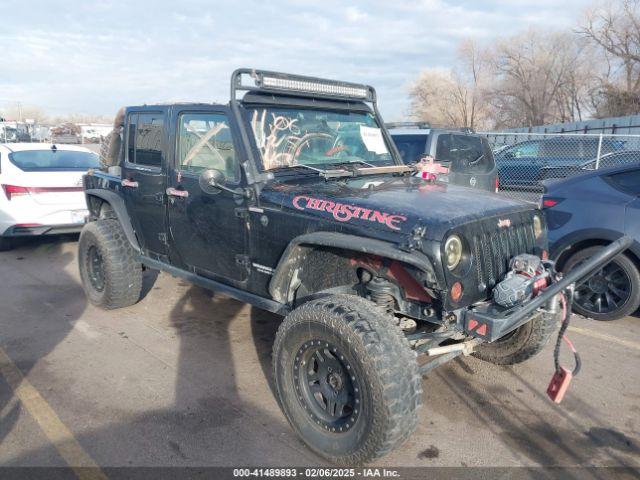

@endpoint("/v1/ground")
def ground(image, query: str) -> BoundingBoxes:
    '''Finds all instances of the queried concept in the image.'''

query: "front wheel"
[473,310,560,365]
[272,295,422,465]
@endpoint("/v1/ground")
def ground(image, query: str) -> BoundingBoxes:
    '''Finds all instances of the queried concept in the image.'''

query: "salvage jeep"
[79,69,631,465]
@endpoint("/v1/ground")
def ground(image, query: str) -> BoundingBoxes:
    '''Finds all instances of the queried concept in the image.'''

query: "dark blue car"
[543,163,640,320]
[496,137,624,190]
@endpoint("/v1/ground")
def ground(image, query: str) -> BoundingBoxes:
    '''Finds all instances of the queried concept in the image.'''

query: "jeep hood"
[260,176,535,239]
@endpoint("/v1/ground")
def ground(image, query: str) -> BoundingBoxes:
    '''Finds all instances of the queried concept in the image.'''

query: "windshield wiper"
[328,159,376,168]
[328,159,416,178]
[353,164,415,176]
[268,164,353,179]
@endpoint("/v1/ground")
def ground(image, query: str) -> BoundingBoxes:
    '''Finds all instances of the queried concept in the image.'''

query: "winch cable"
[553,291,581,376]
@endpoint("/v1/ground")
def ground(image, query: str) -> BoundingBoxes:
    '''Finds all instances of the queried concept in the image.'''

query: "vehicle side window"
[176,112,238,182]
[126,114,137,164]
[601,139,622,155]
[606,169,640,195]
[541,139,578,158]
[134,113,163,167]
[577,138,598,158]
[509,141,539,158]
[435,134,452,161]
[391,134,427,164]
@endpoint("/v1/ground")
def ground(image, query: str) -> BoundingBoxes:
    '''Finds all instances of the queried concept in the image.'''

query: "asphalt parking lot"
[1,236,639,471]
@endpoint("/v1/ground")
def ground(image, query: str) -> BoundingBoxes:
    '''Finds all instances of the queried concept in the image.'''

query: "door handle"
[166,187,189,198]
[121,179,139,188]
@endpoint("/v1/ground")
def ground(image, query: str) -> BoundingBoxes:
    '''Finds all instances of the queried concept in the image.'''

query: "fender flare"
[550,228,640,268]
[84,189,140,253]
[268,231,438,304]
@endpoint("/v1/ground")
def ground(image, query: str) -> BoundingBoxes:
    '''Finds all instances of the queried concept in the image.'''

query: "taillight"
[2,185,29,200]
[1,185,82,200]
[542,197,563,209]
[494,175,500,192]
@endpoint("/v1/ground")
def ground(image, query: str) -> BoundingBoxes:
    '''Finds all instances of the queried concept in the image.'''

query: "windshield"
[247,107,395,171]
[9,150,100,171]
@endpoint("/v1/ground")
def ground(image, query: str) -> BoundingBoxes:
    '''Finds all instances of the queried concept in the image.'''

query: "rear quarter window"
[606,169,640,195]
[8,150,99,171]
[126,112,164,167]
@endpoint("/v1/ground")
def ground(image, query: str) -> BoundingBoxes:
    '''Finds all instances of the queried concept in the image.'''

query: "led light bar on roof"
[260,75,370,100]
[230,68,376,103]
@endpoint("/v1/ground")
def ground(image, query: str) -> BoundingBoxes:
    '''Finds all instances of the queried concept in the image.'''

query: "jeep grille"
[473,220,537,290]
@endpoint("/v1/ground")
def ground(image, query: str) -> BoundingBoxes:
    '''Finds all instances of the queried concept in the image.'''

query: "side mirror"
[199,169,226,194]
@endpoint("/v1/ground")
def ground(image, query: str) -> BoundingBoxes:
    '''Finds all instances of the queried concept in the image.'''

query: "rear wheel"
[272,295,422,465]
[78,219,142,309]
[563,246,640,321]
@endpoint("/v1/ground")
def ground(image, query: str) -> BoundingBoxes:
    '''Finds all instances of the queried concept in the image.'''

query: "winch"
[493,254,551,308]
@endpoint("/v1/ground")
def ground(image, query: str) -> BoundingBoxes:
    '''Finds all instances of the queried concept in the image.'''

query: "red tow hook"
[547,292,581,403]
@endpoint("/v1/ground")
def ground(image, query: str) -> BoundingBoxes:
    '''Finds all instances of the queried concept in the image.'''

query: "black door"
[167,110,248,283]
[121,111,167,257]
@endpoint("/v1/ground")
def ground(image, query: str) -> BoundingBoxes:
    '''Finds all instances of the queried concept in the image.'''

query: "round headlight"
[444,235,463,270]
[533,215,543,239]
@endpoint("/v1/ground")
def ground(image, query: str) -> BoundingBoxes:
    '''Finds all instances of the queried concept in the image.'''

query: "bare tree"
[407,1,640,129]
[579,0,640,116]
[408,40,491,130]
[580,0,640,91]
[488,29,590,128]
[554,39,603,122]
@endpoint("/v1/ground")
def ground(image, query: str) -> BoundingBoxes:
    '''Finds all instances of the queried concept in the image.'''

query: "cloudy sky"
[1,0,593,120]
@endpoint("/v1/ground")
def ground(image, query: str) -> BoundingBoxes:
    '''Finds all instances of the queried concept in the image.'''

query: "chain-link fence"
[481,132,640,203]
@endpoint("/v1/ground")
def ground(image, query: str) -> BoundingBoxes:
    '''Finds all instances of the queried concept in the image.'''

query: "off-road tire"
[0,237,12,252]
[563,247,640,321]
[473,310,560,365]
[78,219,142,309]
[272,295,422,465]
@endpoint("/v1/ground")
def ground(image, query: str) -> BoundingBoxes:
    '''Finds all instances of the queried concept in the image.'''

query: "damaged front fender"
[269,231,441,304]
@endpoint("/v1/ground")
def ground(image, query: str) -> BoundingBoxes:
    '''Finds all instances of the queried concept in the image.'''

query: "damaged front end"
[464,236,632,342]
[414,236,633,375]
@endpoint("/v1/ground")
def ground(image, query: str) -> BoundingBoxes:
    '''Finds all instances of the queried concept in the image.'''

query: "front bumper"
[464,236,633,342]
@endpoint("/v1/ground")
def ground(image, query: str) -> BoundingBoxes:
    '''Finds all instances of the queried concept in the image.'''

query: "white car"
[0,143,100,251]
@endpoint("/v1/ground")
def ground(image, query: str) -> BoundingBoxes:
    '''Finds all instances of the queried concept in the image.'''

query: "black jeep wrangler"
[79,69,629,465]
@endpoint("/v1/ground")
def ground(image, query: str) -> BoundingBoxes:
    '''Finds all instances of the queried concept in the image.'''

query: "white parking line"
[568,326,640,352]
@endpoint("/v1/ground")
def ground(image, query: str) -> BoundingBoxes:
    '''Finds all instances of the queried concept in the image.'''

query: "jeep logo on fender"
[293,195,407,231]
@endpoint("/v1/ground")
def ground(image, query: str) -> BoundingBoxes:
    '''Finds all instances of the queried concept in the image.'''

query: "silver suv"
[388,122,499,192]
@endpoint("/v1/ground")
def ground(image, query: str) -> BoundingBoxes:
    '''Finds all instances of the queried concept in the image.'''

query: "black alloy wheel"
[294,341,359,433]
[574,261,631,315]
[272,295,422,465]
[87,245,105,292]
[563,246,640,321]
